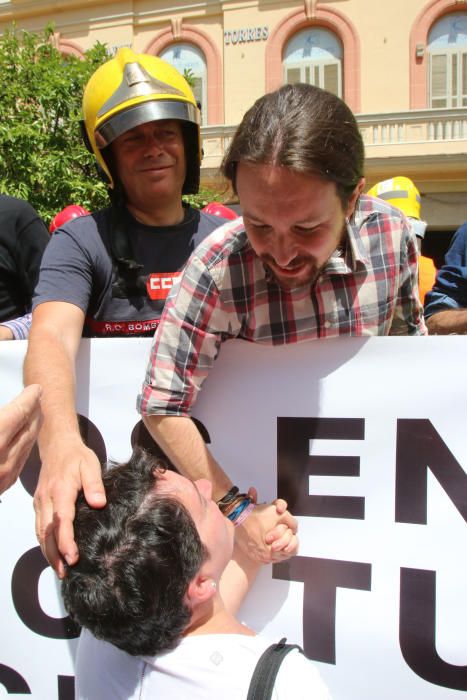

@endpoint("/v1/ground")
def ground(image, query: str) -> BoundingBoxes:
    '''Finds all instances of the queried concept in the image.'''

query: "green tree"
[0,24,109,223]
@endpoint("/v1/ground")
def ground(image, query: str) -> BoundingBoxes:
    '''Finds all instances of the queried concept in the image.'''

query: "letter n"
[395,419,467,524]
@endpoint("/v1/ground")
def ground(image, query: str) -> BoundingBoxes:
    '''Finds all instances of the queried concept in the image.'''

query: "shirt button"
[324,320,331,328]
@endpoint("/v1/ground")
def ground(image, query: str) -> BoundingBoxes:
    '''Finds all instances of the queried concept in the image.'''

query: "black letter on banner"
[274,556,371,663]
[395,419,467,524]
[277,417,365,518]
[58,675,75,700]
[0,665,31,693]
[400,568,467,690]
[11,546,80,639]
[20,415,107,497]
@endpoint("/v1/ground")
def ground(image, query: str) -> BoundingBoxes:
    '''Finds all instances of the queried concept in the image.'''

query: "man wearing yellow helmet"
[367,177,426,243]
[367,177,436,304]
[24,49,225,577]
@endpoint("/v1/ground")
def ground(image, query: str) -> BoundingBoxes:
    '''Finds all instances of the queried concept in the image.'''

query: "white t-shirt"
[76,628,331,699]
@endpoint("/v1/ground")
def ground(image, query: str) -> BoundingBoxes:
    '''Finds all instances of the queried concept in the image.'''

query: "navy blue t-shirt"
[33,204,225,337]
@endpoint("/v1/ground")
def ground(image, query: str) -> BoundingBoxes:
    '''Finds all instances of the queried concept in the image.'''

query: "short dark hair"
[222,83,364,208]
[61,449,207,656]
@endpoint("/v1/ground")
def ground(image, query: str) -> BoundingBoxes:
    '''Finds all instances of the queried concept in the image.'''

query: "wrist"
[0,325,14,340]
[217,486,255,527]
[38,425,84,457]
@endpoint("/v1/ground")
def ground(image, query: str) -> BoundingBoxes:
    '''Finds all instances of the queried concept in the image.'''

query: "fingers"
[0,385,41,445]
[276,508,298,533]
[270,523,299,558]
[54,499,78,570]
[235,502,299,565]
[34,494,65,577]
[7,385,42,435]
[264,509,297,544]
[36,512,67,579]
[34,477,79,578]
[265,521,292,545]
[81,456,106,508]
[0,386,43,496]
[33,447,105,578]
[273,498,288,515]
[13,384,42,418]
[247,486,258,504]
[264,506,299,562]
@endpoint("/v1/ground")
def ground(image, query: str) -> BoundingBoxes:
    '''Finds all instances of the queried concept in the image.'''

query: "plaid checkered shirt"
[138,195,426,417]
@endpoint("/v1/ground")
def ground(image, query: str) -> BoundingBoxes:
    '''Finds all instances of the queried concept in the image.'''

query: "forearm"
[143,414,232,500]
[0,313,32,340]
[24,324,81,454]
[426,308,467,334]
[220,542,261,616]
[0,325,14,340]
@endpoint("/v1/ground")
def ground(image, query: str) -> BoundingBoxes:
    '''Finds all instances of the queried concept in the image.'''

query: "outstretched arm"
[143,414,232,497]
[24,302,106,578]
[220,497,298,615]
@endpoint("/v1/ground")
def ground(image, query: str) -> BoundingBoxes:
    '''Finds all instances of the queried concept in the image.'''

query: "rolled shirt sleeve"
[138,253,240,417]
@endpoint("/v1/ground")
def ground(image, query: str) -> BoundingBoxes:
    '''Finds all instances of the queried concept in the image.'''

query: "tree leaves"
[0,24,109,223]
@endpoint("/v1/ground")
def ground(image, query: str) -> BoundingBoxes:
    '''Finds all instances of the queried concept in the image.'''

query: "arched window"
[283,28,342,97]
[428,12,467,107]
[160,43,208,124]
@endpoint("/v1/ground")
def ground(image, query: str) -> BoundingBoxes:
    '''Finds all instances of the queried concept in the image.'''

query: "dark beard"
[262,261,321,290]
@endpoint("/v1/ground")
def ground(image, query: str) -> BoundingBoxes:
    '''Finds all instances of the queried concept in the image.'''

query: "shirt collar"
[322,213,369,276]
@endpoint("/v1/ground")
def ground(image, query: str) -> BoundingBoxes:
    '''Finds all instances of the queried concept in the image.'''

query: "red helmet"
[49,205,90,234]
[202,202,238,221]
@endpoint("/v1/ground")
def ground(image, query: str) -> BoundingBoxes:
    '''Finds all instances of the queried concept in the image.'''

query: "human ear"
[346,177,366,218]
[186,575,217,607]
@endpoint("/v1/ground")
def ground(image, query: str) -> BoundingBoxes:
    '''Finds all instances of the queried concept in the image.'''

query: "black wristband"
[217,485,239,511]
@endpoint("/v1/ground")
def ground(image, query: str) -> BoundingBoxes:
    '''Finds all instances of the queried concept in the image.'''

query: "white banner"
[0,337,466,699]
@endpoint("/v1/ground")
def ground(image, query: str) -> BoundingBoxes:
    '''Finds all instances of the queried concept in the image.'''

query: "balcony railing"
[201,108,467,170]
[358,108,467,146]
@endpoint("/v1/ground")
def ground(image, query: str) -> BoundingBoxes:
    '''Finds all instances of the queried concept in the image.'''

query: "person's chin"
[141,178,175,199]
[270,265,318,290]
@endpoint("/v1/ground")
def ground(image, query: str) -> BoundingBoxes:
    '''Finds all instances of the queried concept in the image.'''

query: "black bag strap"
[247,637,303,700]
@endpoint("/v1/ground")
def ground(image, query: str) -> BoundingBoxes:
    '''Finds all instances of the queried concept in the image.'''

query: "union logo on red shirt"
[147,272,182,300]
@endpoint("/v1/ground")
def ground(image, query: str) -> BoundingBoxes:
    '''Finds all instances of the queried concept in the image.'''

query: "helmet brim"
[95,100,200,149]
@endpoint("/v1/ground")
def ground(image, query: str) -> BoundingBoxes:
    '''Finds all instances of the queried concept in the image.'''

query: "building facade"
[0,0,466,244]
